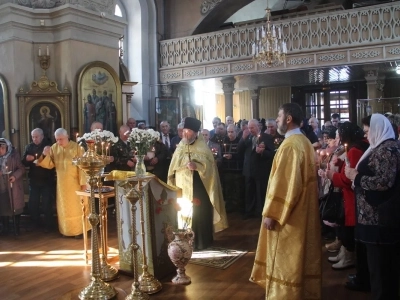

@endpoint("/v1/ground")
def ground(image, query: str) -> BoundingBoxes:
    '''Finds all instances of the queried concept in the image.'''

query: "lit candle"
[35,153,38,160]
[106,146,109,157]
[344,143,348,153]
[224,144,227,153]
[95,145,97,153]
[101,142,104,156]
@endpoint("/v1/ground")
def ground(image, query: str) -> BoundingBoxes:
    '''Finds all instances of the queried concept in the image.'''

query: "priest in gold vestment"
[168,117,228,250]
[38,128,87,237]
[250,103,321,299]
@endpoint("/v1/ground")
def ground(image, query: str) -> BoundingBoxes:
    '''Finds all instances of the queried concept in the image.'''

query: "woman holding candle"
[344,114,400,299]
[318,122,369,272]
[0,138,25,235]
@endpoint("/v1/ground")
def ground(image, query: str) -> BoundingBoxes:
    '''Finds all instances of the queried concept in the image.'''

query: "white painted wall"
[123,0,158,126]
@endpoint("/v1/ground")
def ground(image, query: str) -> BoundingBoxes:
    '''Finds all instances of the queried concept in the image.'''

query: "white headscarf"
[356,113,395,169]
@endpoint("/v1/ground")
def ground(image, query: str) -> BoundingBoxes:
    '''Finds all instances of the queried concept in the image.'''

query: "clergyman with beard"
[167,117,228,250]
[250,103,321,299]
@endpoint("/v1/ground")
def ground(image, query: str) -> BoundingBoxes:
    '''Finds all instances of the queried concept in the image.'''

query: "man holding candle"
[37,128,87,238]
[221,124,243,213]
[22,128,55,232]
[168,117,228,250]
[237,119,275,220]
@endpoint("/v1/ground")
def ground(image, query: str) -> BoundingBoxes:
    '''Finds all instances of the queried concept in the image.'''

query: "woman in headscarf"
[0,138,25,235]
[318,122,369,270]
[345,114,400,300]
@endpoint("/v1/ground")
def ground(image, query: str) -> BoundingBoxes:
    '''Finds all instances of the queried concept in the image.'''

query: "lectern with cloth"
[105,171,180,279]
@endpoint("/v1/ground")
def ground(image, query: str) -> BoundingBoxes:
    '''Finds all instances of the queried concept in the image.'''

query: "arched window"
[115,1,127,61]
[115,4,123,17]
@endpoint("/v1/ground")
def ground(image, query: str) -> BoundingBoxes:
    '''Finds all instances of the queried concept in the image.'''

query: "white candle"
[38,47,41,56]
[46,45,49,56]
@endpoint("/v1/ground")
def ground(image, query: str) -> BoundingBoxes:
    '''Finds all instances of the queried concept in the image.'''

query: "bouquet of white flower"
[78,129,119,144]
[127,128,160,155]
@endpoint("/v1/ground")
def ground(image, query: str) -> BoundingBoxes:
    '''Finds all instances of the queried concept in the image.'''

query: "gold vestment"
[167,136,228,232]
[250,134,321,299]
[38,141,87,236]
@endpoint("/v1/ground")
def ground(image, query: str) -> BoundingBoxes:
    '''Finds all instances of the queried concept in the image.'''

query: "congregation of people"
[1,105,400,300]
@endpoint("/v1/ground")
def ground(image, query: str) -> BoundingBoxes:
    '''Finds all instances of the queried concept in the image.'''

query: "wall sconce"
[38,46,50,74]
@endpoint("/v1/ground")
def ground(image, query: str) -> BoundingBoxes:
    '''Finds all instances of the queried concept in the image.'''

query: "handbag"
[319,183,344,224]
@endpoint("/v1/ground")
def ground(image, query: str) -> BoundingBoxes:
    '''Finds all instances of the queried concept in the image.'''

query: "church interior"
[1,0,400,299]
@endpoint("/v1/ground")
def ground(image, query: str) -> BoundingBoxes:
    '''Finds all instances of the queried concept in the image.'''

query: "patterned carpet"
[189,247,248,269]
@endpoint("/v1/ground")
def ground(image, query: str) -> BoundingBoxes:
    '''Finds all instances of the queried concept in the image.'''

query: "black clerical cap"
[184,117,201,132]
[0,138,7,145]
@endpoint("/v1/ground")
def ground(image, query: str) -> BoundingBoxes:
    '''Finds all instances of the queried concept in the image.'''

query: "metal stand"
[122,174,162,300]
[73,141,117,300]
[98,178,119,281]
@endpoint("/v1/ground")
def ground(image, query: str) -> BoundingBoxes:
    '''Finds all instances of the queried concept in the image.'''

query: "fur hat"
[183,117,201,132]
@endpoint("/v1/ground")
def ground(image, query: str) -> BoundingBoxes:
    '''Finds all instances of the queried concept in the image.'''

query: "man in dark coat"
[22,128,55,232]
[238,119,275,219]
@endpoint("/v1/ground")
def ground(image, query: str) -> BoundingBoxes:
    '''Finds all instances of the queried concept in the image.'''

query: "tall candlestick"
[106,146,109,158]
[101,142,105,156]
[184,130,191,161]
[76,133,79,155]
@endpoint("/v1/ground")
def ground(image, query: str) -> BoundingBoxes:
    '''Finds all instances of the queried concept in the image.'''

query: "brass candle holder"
[98,177,119,281]
[121,174,162,300]
[73,140,117,300]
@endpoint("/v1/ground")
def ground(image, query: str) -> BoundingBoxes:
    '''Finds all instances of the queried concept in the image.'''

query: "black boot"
[14,215,20,235]
[0,216,10,235]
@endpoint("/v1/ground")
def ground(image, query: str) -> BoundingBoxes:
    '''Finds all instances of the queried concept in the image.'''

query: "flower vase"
[167,228,195,284]
[135,155,146,178]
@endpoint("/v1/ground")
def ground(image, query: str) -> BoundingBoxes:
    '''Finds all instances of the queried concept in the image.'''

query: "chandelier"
[251,3,287,66]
